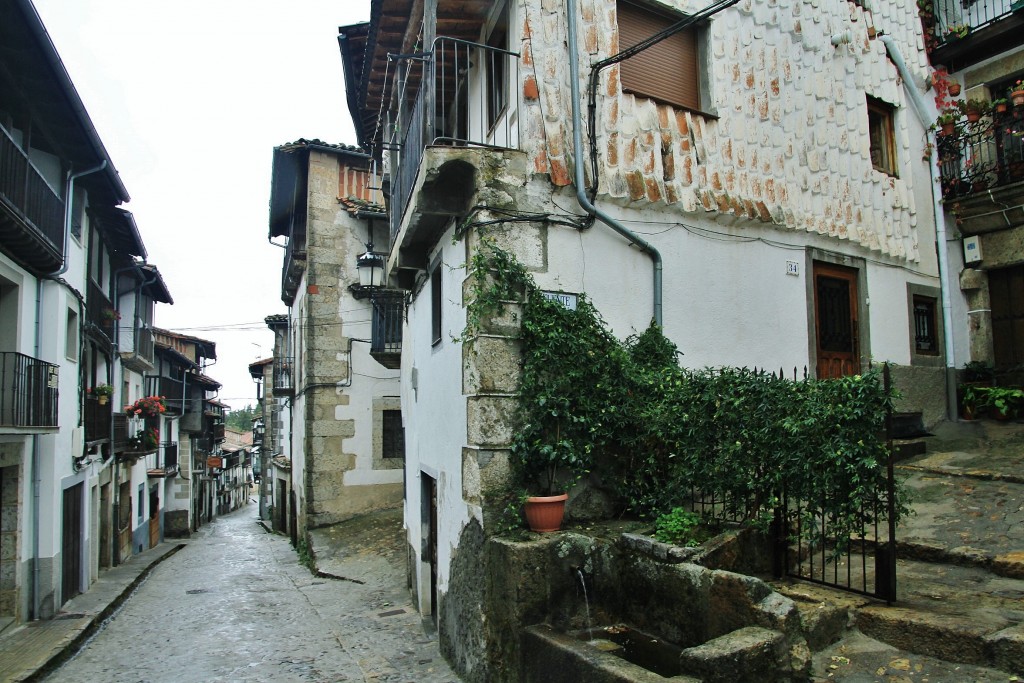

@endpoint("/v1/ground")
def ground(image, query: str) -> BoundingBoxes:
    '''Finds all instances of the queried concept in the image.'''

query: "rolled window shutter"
[617,0,700,111]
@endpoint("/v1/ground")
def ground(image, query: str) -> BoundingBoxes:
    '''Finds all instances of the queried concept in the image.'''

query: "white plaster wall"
[402,225,468,602]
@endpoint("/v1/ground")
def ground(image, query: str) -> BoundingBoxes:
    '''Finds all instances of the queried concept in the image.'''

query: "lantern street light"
[350,244,386,299]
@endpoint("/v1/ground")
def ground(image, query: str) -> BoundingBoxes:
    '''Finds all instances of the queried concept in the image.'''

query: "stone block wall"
[518,0,928,261]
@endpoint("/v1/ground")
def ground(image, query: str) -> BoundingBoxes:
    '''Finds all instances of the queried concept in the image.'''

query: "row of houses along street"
[0,0,253,630]
[1,0,1024,680]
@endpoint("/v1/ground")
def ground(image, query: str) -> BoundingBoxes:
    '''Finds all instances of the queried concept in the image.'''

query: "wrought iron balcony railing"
[273,356,294,396]
[389,36,521,240]
[370,291,404,369]
[927,0,1019,47]
[936,103,1024,200]
[0,352,58,428]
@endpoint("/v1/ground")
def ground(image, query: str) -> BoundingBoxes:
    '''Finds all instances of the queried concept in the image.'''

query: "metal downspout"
[879,34,957,420]
[54,161,108,277]
[29,160,109,615]
[565,0,663,326]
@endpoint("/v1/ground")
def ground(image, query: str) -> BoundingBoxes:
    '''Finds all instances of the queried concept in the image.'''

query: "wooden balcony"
[148,443,178,478]
[84,396,112,443]
[0,128,64,275]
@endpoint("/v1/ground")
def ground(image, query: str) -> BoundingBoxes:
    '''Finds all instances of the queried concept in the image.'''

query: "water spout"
[575,569,593,639]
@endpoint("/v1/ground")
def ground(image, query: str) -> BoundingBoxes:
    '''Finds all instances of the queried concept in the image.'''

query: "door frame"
[806,251,870,378]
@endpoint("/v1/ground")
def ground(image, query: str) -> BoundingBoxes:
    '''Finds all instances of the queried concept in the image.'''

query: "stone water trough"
[486,527,826,682]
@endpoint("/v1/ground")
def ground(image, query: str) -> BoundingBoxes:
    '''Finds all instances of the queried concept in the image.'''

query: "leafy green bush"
[464,241,903,544]
[654,508,716,547]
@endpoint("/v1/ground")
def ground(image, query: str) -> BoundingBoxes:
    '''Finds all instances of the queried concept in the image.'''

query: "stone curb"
[896,462,1024,485]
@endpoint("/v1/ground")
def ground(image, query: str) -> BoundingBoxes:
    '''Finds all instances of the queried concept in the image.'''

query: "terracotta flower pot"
[948,83,961,97]
[1012,90,1024,107]
[98,395,109,406]
[524,493,568,533]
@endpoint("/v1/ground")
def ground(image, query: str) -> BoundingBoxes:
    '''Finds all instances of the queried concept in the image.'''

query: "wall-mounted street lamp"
[350,244,386,299]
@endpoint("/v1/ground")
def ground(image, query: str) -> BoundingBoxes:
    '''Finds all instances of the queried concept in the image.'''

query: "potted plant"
[514,432,584,533]
[960,384,982,420]
[945,24,970,41]
[124,395,167,417]
[1010,80,1024,107]
[993,98,1009,114]
[977,386,1024,420]
[936,110,959,136]
[91,384,114,405]
[961,98,989,122]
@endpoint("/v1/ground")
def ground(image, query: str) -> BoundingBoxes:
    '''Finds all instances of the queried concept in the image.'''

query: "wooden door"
[99,483,110,568]
[814,263,861,379]
[148,486,159,549]
[424,474,438,623]
[61,483,83,603]
[988,265,1024,368]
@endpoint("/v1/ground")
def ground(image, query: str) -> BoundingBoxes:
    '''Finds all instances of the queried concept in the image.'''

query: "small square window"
[867,96,897,176]
[913,295,939,356]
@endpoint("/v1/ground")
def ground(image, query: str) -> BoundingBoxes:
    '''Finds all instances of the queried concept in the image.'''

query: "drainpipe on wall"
[29,160,111,617]
[565,0,663,327]
[879,34,957,421]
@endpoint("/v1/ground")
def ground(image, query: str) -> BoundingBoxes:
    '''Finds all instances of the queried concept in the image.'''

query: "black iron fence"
[0,352,58,428]
[938,103,1024,198]
[682,365,898,603]
[390,36,521,240]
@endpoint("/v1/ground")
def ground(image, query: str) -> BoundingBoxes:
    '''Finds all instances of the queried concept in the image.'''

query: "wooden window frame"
[867,96,898,177]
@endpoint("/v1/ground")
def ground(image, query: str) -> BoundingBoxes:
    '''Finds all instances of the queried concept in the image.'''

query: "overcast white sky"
[31,0,372,410]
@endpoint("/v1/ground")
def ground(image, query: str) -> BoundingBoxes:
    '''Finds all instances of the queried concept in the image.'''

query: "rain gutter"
[879,33,957,420]
[565,0,662,326]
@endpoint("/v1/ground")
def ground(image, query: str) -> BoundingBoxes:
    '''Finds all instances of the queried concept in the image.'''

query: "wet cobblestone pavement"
[45,505,459,683]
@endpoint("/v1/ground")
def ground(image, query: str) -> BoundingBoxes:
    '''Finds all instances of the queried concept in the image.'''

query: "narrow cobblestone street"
[44,505,459,683]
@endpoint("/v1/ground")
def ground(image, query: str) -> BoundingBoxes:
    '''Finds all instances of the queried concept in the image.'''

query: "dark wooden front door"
[423,474,438,623]
[61,483,83,604]
[989,264,1024,368]
[148,486,159,549]
[814,263,861,379]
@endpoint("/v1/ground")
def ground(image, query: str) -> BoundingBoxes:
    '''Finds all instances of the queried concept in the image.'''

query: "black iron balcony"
[925,0,1024,70]
[84,395,112,442]
[0,352,58,429]
[937,104,1024,198]
[390,36,521,242]
[273,356,294,396]
[0,127,64,274]
[371,291,404,369]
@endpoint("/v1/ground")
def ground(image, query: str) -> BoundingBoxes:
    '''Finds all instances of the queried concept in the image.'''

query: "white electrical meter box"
[964,235,983,264]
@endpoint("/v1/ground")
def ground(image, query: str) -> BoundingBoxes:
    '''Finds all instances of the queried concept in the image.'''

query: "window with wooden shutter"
[616,0,700,111]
